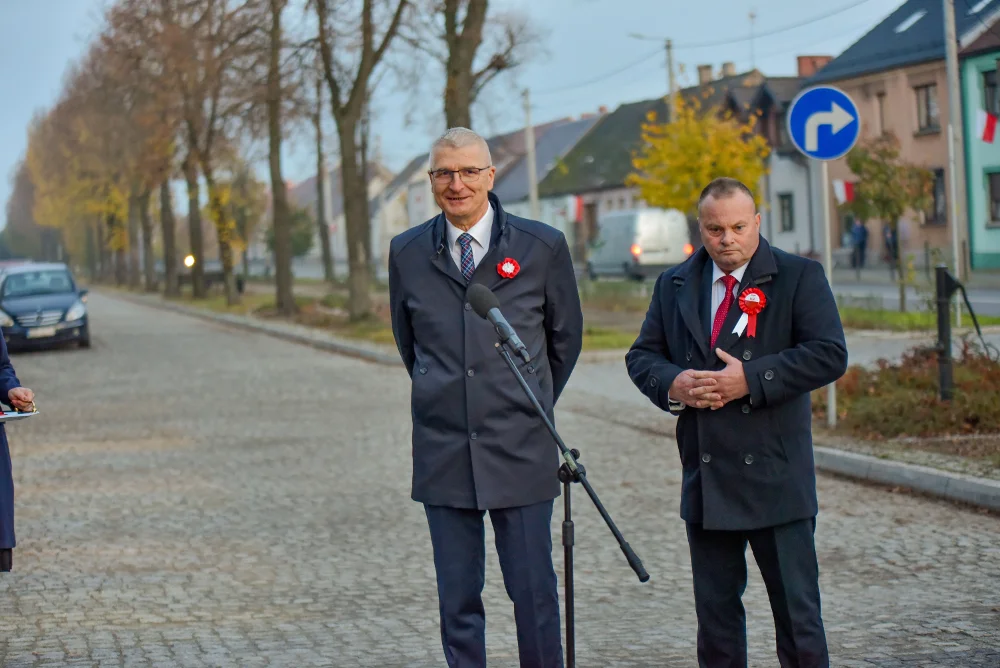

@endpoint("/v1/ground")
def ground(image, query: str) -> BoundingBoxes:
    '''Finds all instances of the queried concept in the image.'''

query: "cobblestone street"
[0,292,998,667]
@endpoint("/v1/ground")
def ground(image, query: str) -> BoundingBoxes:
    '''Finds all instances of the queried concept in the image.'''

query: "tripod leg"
[563,479,574,668]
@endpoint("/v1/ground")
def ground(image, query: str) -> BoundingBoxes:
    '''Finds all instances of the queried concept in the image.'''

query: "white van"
[586,208,695,280]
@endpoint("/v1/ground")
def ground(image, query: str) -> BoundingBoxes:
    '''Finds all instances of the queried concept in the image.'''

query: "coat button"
[742,350,751,361]
[686,351,692,361]
[649,376,658,387]
[764,370,774,380]
[470,432,478,440]
[419,367,427,374]
[745,454,754,465]
[467,369,475,377]
[701,453,711,463]
[465,302,472,311]
[741,404,750,414]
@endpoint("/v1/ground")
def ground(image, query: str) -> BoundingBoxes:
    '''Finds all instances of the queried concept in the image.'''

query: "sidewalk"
[102,287,1000,513]
[832,265,1000,289]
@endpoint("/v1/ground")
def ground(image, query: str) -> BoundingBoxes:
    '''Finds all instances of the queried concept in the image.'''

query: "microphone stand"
[492,340,650,668]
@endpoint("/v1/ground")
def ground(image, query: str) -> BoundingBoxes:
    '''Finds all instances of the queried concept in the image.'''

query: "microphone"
[467,283,531,364]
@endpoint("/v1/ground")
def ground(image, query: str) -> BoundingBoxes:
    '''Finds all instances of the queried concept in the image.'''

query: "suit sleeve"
[0,334,21,402]
[625,272,686,413]
[543,233,583,404]
[388,243,415,378]
[741,260,848,408]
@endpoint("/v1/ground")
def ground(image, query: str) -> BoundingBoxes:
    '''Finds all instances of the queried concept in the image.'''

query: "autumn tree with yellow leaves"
[627,93,771,222]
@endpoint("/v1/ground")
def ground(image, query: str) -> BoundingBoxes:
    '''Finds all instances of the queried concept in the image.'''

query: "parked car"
[0,262,90,350]
[586,208,695,281]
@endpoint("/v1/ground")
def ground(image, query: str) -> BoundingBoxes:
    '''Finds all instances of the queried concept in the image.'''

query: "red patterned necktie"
[710,274,738,349]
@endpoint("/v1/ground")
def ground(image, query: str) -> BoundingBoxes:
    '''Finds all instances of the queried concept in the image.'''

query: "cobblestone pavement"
[0,292,998,667]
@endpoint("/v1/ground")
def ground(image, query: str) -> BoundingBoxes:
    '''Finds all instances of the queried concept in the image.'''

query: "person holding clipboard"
[0,334,36,573]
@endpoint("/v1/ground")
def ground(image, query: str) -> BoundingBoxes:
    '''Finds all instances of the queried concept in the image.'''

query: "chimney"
[721,62,736,77]
[797,55,833,78]
[697,64,713,85]
[598,105,608,114]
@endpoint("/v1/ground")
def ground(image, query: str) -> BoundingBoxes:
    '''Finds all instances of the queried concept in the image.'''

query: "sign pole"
[787,84,859,430]
[821,160,837,428]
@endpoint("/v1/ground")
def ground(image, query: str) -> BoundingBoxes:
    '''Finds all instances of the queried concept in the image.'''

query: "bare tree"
[315,0,409,320]
[267,0,295,315]
[400,0,544,129]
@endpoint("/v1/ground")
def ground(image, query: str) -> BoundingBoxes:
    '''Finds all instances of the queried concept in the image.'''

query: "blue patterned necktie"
[458,233,476,281]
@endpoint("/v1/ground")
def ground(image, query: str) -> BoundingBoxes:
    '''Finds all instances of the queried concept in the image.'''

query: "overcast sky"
[0,0,907,228]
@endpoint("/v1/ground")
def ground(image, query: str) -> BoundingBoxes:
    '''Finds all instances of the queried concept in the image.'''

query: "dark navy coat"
[388,192,584,510]
[0,335,23,548]
[626,238,848,531]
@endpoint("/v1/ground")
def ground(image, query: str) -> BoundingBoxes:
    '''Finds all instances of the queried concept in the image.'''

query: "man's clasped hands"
[669,348,750,410]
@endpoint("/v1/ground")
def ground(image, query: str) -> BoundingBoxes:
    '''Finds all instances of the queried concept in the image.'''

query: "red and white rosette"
[497,257,520,279]
[737,287,766,338]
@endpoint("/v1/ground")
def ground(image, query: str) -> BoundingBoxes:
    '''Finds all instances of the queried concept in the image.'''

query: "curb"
[103,290,401,367]
[814,447,1000,512]
[100,289,1000,513]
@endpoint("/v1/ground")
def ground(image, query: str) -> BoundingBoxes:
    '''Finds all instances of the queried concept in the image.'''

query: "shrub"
[812,336,1000,440]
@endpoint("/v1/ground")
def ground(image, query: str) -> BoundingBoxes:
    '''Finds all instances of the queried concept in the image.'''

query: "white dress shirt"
[710,260,749,325]
[446,204,494,274]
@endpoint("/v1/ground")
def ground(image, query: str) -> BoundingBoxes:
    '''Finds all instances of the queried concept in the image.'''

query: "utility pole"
[750,9,757,69]
[523,89,541,221]
[665,39,676,122]
[943,0,968,324]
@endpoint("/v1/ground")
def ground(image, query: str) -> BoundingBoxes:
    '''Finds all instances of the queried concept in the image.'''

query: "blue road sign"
[786,86,860,161]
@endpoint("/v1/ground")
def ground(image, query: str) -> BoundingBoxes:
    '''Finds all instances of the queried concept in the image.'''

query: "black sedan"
[0,263,90,351]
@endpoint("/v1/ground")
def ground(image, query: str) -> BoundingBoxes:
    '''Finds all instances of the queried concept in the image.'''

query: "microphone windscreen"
[467,283,499,319]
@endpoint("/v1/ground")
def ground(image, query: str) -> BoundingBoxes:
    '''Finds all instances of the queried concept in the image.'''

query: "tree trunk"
[315,75,335,284]
[127,188,141,289]
[443,0,489,129]
[358,102,373,275]
[139,189,157,293]
[269,0,295,315]
[338,124,372,320]
[183,155,207,298]
[204,173,239,306]
[160,180,180,297]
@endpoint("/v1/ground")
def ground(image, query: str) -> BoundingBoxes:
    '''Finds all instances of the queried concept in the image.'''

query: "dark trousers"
[424,500,563,668]
[686,518,829,668]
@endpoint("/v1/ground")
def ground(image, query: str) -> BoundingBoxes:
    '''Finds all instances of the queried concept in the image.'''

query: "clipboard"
[0,410,38,423]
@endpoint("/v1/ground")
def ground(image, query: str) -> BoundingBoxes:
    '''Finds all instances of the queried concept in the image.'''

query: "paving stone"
[0,293,996,667]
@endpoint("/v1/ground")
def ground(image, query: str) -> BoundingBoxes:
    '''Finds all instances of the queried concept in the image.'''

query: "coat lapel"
[429,193,511,291]
[428,214,469,288]
[713,238,779,357]
[674,250,710,360]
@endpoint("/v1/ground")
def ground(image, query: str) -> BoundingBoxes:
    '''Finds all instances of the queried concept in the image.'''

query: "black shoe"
[0,548,11,572]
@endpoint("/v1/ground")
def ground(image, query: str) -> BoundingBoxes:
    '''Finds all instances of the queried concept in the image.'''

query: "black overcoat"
[626,238,848,531]
[388,192,584,510]
[0,335,23,548]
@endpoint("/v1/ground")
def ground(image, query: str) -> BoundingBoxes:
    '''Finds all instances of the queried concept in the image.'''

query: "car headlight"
[0,311,12,328]
[65,300,87,321]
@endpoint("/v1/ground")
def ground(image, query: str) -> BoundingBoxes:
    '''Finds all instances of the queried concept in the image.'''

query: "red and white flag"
[832,179,855,205]
[977,109,997,143]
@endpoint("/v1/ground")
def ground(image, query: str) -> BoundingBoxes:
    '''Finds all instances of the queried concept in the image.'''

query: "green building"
[961,26,1000,269]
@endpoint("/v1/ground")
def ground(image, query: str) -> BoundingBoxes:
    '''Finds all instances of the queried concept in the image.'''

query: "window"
[985,70,998,116]
[776,111,790,146]
[876,93,886,135]
[988,172,1000,224]
[926,168,946,225]
[778,193,794,232]
[1,269,75,299]
[915,84,939,131]
[895,10,926,33]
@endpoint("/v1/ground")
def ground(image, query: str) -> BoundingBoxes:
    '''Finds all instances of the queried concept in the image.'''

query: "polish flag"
[977,109,998,143]
[832,180,855,205]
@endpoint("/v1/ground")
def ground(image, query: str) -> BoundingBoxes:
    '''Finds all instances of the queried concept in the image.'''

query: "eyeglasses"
[428,166,492,184]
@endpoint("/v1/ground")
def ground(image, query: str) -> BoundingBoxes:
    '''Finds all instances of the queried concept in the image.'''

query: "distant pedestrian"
[851,219,868,269]
[387,127,584,667]
[1,339,37,573]
[625,177,848,667]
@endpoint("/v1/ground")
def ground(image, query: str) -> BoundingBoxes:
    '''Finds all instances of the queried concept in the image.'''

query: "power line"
[534,48,663,96]
[672,0,879,49]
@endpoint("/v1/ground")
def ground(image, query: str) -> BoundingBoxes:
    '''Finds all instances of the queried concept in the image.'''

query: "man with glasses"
[388,127,583,667]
